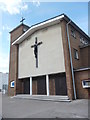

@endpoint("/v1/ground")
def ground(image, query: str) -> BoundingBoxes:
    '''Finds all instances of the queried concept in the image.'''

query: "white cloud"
[2,24,11,31]
[0,53,9,73]
[32,0,40,7]
[0,0,28,15]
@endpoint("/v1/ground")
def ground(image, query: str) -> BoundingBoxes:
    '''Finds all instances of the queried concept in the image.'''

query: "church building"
[8,14,90,100]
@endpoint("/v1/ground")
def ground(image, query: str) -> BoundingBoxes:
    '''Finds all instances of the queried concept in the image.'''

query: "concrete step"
[12,95,71,102]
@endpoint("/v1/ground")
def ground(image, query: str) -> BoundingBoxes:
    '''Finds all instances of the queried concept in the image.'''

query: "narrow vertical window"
[74,49,79,60]
[71,30,76,38]
[80,36,88,45]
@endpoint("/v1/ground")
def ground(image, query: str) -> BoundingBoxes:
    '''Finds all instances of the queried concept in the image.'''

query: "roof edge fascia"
[12,14,64,45]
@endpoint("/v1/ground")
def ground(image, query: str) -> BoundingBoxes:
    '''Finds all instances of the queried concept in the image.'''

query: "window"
[3,84,8,90]
[82,80,90,88]
[11,81,14,88]
[80,36,88,45]
[74,49,79,60]
[71,30,76,38]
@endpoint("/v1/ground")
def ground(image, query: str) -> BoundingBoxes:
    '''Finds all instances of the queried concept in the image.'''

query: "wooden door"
[55,73,67,95]
[24,78,30,94]
[37,76,46,95]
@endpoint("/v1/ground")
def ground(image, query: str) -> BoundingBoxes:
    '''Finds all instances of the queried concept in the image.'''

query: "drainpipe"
[66,21,76,100]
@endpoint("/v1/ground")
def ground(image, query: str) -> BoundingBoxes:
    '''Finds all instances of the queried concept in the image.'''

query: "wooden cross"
[31,37,42,68]
[20,17,25,24]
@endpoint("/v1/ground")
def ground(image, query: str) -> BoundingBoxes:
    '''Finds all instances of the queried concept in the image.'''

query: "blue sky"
[0,1,89,73]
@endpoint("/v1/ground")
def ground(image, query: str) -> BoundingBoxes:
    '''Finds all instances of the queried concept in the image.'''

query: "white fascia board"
[12,15,64,45]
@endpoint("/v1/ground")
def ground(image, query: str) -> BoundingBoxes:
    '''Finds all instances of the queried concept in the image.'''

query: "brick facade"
[69,25,89,69]
[8,24,29,96]
[80,46,90,68]
[61,20,74,99]
[75,70,90,99]
[60,19,90,99]
[68,23,90,99]
[8,14,90,100]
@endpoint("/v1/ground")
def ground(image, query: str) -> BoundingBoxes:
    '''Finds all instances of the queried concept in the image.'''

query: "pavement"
[2,94,89,118]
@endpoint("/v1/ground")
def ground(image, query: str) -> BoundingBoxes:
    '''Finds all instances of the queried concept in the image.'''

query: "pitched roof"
[12,14,90,45]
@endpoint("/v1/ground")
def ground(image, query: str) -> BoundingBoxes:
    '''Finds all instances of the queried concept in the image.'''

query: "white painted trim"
[12,15,64,45]
[74,67,90,72]
[30,77,32,95]
[82,80,90,88]
[46,75,49,96]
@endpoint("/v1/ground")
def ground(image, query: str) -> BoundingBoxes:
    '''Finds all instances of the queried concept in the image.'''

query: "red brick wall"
[8,44,18,96]
[68,25,89,69]
[80,46,90,68]
[8,24,29,96]
[69,26,82,69]
[75,70,90,99]
[61,19,90,100]
[61,20,74,100]
[10,25,23,43]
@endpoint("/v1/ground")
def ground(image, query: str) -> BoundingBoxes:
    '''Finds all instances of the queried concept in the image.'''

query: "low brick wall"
[75,70,90,99]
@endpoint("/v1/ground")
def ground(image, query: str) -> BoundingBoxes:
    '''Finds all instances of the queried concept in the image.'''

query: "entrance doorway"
[23,78,30,94]
[55,73,67,95]
[33,76,46,95]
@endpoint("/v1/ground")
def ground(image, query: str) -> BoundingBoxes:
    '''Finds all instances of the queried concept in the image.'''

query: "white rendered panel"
[18,23,65,78]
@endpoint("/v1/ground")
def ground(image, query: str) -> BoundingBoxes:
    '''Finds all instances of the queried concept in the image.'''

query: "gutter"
[66,21,76,100]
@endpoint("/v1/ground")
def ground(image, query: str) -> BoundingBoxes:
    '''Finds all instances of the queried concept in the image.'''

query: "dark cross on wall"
[20,17,25,24]
[31,37,42,68]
